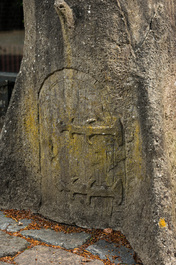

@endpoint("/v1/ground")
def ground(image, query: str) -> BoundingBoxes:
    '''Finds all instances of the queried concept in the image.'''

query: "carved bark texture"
[0,0,176,264]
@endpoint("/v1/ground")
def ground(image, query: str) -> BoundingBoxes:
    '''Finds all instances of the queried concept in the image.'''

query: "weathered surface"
[6,219,32,232]
[0,211,137,263]
[39,68,125,227]
[86,240,136,264]
[21,230,91,249]
[0,211,15,230]
[14,246,104,265]
[0,81,14,132]
[0,211,32,232]
[0,231,29,257]
[0,0,176,264]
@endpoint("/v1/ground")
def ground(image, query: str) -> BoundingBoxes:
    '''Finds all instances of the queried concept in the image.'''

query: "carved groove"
[57,119,123,145]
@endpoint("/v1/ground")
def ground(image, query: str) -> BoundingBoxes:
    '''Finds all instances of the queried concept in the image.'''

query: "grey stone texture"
[86,240,136,264]
[6,219,32,232]
[0,212,136,264]
[21,229,91,249]
[0,0,176,264]
[0,211,32,232]
[14,246,104,265]
[0,211,15,230]
[0,231,29,258]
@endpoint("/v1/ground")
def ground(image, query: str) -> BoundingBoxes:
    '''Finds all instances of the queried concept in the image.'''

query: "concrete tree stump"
[0,0,175,264]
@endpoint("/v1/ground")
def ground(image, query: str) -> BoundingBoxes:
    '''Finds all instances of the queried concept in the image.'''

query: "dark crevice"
[135,12,156,51]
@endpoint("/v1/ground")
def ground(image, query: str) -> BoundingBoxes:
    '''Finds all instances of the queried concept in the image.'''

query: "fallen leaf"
[73,248,79,253]
[81,258,92,262]
[103,228,113,234]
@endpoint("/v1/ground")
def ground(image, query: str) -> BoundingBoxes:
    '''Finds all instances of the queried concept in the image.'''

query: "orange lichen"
[159,218,167,228]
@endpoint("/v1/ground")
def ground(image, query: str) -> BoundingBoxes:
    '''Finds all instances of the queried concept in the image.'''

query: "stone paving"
[21,229,91,249]
[0,231,29,258]
[0,210,138,264]
[86,240,135,264]
[14,246,103,265]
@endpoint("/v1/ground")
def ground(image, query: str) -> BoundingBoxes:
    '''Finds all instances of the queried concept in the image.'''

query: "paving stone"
[0,231,29,258]
[0,211,32,232]
[86,240,136,264]
[14,246,104,265]
[21,229,91,249]
[7,219,32,232]
[0,211,15,230]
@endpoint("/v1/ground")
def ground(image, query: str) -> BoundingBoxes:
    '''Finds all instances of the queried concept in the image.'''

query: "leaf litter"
[0,209,143,265]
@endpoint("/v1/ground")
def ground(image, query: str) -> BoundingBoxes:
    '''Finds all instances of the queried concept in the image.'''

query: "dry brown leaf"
[103,228,113,234]
[81,258,92,262]
[73,248,79,253]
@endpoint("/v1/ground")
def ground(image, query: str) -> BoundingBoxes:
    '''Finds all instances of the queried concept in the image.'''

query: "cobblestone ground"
[0,210,142,265]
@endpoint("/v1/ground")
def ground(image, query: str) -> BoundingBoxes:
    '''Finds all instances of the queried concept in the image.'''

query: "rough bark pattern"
[0,0,175,264]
